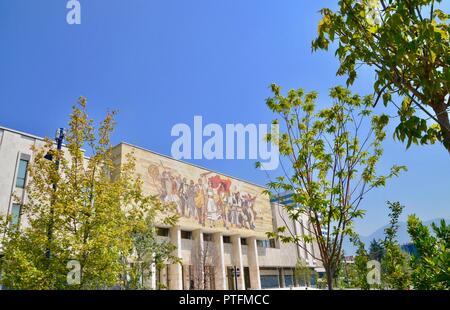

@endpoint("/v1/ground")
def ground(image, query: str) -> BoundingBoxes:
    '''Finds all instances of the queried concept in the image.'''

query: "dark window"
[241,238,247,245]
[223,236,231,243]
[10,203,22,227]
[257,239,276,248]
[244,267,250,289]
[16,159,28,188]
[156,227,169,237]
[257,240,267,248]
[260,275,280,289]
[284,275,294,287]
[269,239,276,248]
[203,233,213,242]
[181,230,192,239]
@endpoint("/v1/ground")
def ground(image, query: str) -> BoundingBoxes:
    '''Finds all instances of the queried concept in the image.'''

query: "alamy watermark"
[170,116,280,170]
[367,260,381,285]
[66,0,81,25]
[67,259,81,285]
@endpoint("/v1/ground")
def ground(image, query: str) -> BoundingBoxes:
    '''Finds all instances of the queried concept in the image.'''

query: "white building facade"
[0,126,322,290]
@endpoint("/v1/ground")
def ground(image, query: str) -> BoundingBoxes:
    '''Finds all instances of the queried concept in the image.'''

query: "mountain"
[342,218,448,255]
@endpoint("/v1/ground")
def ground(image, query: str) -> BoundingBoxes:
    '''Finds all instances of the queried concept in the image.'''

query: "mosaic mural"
[115,143,273,235]
[147,163,257,230]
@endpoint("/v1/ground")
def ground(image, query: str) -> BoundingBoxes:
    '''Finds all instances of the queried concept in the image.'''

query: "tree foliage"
[262,84,405,289]
[369,238,385,262]
[381,201,411,289]
[294,258,312,287]
[122,218,179,290]
[0,97,178,289]
[191,241,219,290]
[313,0,450,152]
[407,215,450,289]
[350,234,371,289]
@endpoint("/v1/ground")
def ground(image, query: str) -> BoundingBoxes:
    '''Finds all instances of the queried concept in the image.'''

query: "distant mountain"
[342,218,448,255]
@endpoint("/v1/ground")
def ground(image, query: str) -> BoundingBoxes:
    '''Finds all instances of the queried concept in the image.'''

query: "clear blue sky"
[1,0,448,235]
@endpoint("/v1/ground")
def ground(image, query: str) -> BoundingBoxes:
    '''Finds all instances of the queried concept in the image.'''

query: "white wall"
[0,128,44,220]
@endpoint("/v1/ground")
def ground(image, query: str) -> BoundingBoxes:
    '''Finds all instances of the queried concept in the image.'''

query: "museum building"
[0,125,323,290]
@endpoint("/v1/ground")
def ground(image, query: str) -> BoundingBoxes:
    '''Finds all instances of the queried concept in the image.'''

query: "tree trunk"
[431,99,450,153]
[325,268,334,290]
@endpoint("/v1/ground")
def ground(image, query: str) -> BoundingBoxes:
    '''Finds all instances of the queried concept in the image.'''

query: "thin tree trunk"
[326,269,334,290]
[431,100,450,153]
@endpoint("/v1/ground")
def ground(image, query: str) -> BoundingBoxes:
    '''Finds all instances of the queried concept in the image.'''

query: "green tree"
[0,97,178,289]
[122,217,179,290]
[407,215,450,289]
[262,84,405,289]
[350,235,371,289]
[312,0,450,152]
[334,251,361,289]
[369,238,385,262]
[294,258,312,287]
[381,201,411,289]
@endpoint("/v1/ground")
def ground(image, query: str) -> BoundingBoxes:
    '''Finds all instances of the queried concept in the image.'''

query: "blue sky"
[1,0,448,235]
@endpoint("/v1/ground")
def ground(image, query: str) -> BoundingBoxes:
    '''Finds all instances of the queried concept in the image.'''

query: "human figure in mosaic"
[201,175,210,225]
[214,182,226,226]
[187,180,197,219]
[177,176,186,216]
[194,179,205,226]
[231,191,241,227]
[206,179,219,222]
[220,190,230,229]
[171,174,182,214]
[159,170,170,202]
[225,191,234,228]
[240,193,256,229]
[244,204,256,230]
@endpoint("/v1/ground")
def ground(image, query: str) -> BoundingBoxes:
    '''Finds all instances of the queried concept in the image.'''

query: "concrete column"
[247,237,261,289]
[279,268,285,288]
[149,253,157,289]
[213,232,226,290]
[168,226,182,289]
[182,265,189,289]
[293,220,303,261]
[231,235,245,290]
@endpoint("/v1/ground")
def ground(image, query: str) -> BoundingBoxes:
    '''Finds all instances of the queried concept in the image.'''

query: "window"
[10,203,22,227]
[181,230,192,239]
[269,239,276,248]
[16,159,29,188]
[223,236,231,243]
[284,275,294,287]
[203,233,213,242]
[257,239,276,248]
[156,227,169,237]
[260,275,280,289]
[241,238,247,245]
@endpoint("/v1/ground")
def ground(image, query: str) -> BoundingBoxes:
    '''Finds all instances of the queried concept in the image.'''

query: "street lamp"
[44,128,65,162]
[55,128,65,152]
[45,127,65,260]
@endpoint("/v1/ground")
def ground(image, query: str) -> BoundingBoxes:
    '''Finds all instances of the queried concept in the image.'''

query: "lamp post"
[54,127,65,167]
[45,128,65,260]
